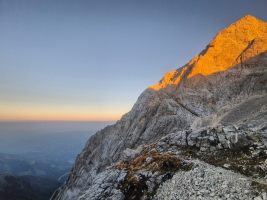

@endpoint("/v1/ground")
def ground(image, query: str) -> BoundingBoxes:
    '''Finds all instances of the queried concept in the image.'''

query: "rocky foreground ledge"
[73,125,267,200]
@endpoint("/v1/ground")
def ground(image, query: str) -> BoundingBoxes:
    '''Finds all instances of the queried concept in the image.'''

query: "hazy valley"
[0,122,112,200]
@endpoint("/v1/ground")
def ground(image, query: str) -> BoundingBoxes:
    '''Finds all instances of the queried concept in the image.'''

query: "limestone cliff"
[52,15,267,200]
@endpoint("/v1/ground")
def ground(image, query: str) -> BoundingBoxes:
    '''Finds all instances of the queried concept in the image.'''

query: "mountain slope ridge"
[53,15,267,200]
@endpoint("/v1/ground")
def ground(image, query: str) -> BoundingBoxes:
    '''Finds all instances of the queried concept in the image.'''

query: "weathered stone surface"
[76,169,126,200]
[155,161,258,200]
[55,124,267,199]
[121,146,143,162]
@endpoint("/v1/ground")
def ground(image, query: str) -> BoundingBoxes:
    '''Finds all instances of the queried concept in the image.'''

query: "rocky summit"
[52,15,267,200]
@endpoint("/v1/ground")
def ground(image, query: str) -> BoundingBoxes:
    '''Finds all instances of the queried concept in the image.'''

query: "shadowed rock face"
[53,15,267,200]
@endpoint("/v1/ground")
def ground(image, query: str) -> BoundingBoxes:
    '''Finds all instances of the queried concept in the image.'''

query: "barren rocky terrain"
[52,15,267,200]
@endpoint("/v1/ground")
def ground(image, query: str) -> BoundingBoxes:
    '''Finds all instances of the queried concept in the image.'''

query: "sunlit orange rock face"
[150,15,267,90]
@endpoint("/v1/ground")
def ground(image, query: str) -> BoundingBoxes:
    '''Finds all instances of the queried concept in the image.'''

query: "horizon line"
[0,119,117,122]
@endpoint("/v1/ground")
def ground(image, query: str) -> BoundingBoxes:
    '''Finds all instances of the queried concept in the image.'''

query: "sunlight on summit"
[150,15,267,91]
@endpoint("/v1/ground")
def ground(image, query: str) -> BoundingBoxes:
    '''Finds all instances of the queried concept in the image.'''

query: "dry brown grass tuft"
[115,145,182,173]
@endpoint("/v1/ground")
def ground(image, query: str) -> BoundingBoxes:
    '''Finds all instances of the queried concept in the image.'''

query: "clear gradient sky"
[0,0,267,121]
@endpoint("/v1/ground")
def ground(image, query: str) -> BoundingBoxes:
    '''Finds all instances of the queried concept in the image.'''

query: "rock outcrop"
[52,15,267,200]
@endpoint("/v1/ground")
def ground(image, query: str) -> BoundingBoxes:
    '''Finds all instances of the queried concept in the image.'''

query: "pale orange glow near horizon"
[0,103,128,121]
[0,114,121,122]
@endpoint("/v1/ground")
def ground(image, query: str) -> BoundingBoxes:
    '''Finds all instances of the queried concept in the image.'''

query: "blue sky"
[0,0,266,120]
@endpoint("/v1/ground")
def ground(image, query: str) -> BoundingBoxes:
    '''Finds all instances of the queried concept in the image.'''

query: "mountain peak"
[236,14,263,24]
[216,14,266,40]
[150,15,267,90]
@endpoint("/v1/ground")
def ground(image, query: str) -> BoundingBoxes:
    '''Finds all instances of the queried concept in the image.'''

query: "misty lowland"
[0,1,267,200]
[0,122,112,200]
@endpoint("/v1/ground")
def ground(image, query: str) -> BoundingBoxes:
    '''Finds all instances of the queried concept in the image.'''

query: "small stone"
[263,193,267,200]
[210,146,217,152]
[200,147,207,152]
[223,164,231,168]
[217,143,223,149]
[145,157,153,163]
[254,196,262,200]
[209,136,215,141]
[244,190,249,194]
[223,126,236,133]
[210,192,215,197]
